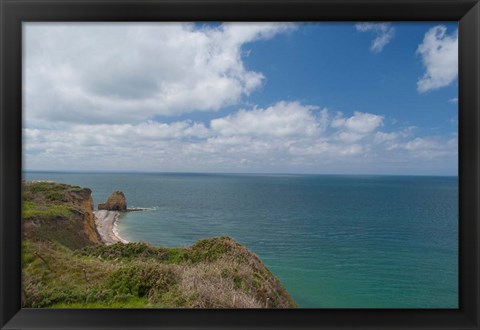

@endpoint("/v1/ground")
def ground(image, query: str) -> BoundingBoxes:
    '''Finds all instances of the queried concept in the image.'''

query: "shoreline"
[93,210,129,245]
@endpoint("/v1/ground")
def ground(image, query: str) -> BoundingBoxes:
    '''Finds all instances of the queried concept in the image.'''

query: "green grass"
[23,181,88,207]
[50,296,151,308]
[26,182,81,194]
[76,243,188,264]
[187,236,244,262]
[23,201,73,220]
[76,237,246,265]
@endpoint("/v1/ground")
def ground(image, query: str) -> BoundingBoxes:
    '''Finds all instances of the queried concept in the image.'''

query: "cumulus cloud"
[403,136,457,158]
[374,127,415,145]
[24,22,294,125]
[417,25,458,93]
[210,101,325,137]
[331,111,384,142]
[355,23,395,53]
[332,111,384,133]
[24,100,457,173]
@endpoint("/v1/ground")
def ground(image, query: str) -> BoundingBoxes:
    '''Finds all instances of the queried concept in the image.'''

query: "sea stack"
[98,191,127,211]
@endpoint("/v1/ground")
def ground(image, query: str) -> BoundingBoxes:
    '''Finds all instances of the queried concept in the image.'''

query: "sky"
[23,22,458,175]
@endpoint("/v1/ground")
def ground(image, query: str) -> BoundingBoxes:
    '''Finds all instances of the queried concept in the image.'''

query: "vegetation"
[22,182,78,221]
[22,181,99,249]
[23,201,73,220]
[22,181,297,308]
[23,181,83,204]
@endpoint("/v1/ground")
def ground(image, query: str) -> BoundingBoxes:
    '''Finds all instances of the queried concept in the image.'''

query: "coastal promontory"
[22,181,297,308]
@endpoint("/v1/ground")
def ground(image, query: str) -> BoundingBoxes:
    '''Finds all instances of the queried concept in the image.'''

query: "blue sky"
[24,22,458,175]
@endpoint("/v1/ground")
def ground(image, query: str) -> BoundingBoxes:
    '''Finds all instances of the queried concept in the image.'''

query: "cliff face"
[78,191,102,245]
[22,182,297,308]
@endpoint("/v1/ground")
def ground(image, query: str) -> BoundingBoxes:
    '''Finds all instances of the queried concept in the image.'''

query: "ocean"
[23,172,458,308]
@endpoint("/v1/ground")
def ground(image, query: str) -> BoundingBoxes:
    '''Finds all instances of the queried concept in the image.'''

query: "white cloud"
[24,23,294,125]
[210,101,325,137]
[331,111,384,142]
[24,99,456,174]
[333,111,384,133]
[374,127,414,144]
[375,131,401,144]
[355,23,395,53]
[417,25,458,93]
[403,136,457,158]
[449,97,458,104]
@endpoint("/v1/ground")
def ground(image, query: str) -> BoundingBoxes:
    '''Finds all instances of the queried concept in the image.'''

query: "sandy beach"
[94,210,129,245]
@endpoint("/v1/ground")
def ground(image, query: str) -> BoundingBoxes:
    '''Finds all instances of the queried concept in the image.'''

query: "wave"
[112,214,129,244]
[129,205,161,211]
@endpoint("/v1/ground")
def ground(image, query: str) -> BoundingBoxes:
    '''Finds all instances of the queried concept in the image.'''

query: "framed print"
[1,0,479,329]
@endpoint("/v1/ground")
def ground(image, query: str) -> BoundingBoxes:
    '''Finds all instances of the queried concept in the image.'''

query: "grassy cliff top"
[22,182,87,219]
[22,181,99,249]
[22,181,297,308]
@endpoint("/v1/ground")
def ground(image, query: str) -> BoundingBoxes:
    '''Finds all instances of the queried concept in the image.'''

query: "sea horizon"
[23,170,459,178]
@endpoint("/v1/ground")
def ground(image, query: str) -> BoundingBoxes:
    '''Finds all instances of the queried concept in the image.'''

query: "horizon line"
[23,169,459,178]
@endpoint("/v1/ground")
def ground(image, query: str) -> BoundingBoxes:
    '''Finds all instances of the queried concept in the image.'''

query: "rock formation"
[98,191,127,211]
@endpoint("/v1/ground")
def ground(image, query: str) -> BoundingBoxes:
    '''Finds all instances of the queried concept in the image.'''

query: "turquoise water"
[24,172,458,308]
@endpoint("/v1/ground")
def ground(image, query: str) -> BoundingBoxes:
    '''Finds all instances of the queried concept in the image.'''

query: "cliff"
[22,181,101,249]
[22,182,297,308]
[80,192,102,244]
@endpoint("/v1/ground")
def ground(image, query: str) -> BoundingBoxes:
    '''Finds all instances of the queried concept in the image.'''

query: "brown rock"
[98,191,127,211]
[81,192,102,245]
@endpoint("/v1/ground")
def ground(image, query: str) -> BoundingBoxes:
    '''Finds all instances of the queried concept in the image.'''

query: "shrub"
[108,265,177,298]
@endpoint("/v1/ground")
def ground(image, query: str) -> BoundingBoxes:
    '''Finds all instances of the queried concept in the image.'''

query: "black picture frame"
[1,0,479,329]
